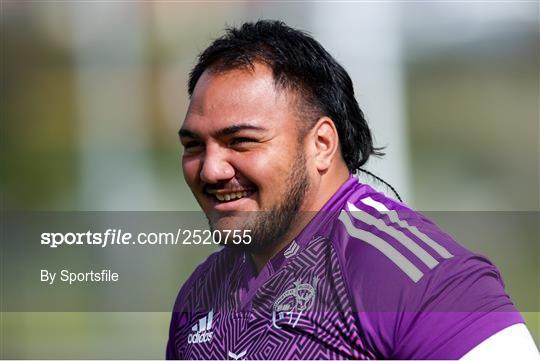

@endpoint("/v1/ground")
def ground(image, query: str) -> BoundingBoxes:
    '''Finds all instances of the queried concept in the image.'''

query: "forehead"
[183,64,298,133]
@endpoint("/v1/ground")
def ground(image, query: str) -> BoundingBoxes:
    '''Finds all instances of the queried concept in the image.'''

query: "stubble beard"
[207,150,310,254]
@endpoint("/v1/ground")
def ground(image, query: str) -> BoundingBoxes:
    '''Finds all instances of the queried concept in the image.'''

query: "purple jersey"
[166,176,523,359]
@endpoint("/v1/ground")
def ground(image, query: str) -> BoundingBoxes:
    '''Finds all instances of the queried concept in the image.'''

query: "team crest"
[273,276,319,313]
[271,276,319,329]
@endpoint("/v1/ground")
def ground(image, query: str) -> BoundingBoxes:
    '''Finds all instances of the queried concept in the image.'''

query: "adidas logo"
[284,240,299,258]
[187,310,214,344]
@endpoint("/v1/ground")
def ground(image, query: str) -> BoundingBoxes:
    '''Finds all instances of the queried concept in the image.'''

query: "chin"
[207,212,253,232]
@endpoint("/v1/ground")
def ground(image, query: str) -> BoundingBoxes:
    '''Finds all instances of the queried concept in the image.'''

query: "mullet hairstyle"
[188,20,384,171]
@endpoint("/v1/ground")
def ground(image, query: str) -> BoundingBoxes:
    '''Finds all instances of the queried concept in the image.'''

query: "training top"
[166,175,523,360]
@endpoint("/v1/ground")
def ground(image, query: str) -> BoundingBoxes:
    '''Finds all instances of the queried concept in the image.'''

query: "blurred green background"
[1,1,538,358]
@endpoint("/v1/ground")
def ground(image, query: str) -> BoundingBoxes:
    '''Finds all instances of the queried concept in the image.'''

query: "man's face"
[180,64,312,252]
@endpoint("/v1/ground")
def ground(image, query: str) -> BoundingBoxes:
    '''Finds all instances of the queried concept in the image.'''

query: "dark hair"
[188,19,384,172]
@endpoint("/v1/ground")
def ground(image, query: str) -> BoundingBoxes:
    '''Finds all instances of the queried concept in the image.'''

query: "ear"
[308,116,340,172]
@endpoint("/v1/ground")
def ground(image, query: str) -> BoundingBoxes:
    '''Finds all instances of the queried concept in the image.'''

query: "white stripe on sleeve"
[347,202,439,269]
[338,210,424,283]
[360,197,453,259]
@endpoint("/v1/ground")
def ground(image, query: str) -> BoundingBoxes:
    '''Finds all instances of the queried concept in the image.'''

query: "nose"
[199,144,235,184]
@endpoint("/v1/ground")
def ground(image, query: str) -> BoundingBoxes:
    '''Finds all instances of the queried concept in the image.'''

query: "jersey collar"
[238,174,367,308]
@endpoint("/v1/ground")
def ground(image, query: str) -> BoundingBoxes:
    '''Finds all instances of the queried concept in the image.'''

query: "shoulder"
[171,247,236,313]
[167,248,231,359]
[330,184,514,299]
[331,185,468,288]
[326,185,523,359]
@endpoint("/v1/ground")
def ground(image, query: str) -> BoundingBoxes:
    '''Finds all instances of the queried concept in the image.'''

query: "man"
[167,20,538,359]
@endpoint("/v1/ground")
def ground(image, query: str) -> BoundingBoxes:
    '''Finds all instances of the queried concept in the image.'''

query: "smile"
[206,189,255,203]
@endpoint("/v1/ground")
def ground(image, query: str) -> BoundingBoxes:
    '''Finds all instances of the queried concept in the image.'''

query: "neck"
[250,211,314,273]
[250,169,349,273]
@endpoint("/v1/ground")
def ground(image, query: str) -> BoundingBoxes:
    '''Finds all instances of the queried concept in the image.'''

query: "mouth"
[205,188,256,203]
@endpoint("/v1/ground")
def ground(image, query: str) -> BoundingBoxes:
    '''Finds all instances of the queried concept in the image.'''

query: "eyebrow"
[178,128,198,139]
[178,124,267,139]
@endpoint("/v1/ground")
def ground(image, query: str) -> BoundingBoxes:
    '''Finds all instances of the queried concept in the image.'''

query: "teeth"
[213,190,252,202]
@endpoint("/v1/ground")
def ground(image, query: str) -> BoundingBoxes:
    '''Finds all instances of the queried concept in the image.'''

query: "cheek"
[236,150,294,187]
[182,157,201,185]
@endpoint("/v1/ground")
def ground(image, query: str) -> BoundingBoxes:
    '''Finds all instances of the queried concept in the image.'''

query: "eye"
[230,137,256,146]
[183,140,203,152]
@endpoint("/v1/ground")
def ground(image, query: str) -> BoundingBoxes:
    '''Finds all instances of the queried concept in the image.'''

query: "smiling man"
[179,62,346,271]
[167,20,538,360]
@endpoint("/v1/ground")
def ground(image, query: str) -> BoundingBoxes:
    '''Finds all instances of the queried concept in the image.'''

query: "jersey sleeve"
[395,254,522,359]
[334,201,525,359]
[350,253,524,359]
